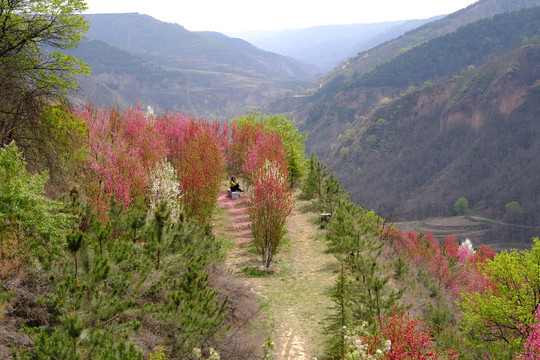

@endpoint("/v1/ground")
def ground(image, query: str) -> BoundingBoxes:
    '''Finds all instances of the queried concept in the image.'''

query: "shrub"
[0,142,73,269]
[454,197,469,216]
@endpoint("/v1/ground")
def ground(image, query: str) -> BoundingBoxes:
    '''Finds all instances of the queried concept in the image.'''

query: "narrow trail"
[215,190,339,360]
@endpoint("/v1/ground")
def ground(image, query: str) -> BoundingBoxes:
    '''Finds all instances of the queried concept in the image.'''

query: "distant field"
[395,215,537,251]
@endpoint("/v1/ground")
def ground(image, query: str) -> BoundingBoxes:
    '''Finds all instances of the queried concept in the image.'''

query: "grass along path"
[214,190,339,359]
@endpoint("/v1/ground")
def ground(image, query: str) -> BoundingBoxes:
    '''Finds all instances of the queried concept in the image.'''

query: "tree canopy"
[0,0,90,175]
[459,238,540,355]
[0,0,90,99]
[231,112,307,188]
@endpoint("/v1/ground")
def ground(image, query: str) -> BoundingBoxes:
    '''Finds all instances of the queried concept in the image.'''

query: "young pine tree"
[301,154,328,200]
[318,173,349,216]
[326,201,402,326]
[325,263,353,359]
[165,256,227,356]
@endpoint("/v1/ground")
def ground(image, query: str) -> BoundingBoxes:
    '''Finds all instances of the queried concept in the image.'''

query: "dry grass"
[210,266,265,360]
[0,235,28,281]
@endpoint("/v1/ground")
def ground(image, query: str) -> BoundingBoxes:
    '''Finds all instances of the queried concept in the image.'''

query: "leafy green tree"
[459,238,540,356]
[454,197,469,216]
[261,113,307,187]
[505,201,523,223]
[0,1,90,175]
[29,101,88,184]
[232,112,308,187]
[0,0,89,104]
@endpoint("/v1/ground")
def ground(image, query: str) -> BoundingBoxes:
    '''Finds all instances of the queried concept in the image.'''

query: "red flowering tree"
[228,119,265,181]
[248,160,292,271]
[78,105,167,220]
[361,310,458,360]
[429,248,453,288]
[386,228,496,298]
[159,114,226,224]
[242,130,286,186]
[517,307,540,359]
[443,236,459,258]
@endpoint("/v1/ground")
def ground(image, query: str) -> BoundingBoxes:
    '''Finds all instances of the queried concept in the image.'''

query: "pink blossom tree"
[248,160,292,271]
[517,307,540,359]
[159,114,226,224]
[77,105,167,220]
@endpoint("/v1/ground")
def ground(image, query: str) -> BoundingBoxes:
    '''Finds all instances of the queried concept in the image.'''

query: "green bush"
[0,142,74,268]
[454,197,469,216]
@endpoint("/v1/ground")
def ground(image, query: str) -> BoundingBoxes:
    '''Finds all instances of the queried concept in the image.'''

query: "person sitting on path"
[230,177,243,192]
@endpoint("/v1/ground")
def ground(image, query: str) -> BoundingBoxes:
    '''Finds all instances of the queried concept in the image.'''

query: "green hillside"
[356,6,540,87]
[330,45,540,247]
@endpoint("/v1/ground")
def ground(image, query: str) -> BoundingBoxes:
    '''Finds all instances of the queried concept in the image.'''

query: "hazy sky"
[84,0,479,34]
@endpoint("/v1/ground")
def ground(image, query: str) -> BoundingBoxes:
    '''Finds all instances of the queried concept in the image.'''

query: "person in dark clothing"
[230,177,243,192]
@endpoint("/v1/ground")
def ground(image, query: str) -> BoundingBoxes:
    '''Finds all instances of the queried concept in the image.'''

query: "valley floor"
[396,215,537,251]
[214,190,338,359]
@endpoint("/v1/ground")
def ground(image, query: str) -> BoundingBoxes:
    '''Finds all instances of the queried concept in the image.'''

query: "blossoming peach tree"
[248,160,292,271]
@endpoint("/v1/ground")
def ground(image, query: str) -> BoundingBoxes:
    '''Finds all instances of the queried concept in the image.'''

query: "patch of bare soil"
[215,191,338,360]
[0,272,50,359]
[396,216,490,241]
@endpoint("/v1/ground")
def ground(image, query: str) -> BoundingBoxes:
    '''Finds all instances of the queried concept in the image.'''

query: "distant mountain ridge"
[232,18,441,71]
[84,13,317,81]
[70,13,318,118]
[320,0,540,85]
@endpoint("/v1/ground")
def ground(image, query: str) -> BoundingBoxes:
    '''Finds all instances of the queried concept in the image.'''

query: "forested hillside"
[330,45,540,247]
[356,7,540,87]
[320,0,540,84]
[273,2,540,248]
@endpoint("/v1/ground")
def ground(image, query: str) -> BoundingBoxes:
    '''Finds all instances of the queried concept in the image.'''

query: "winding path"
[215,190,338,359]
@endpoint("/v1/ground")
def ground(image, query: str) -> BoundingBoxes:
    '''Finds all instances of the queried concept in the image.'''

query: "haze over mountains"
[74,0,540,248]
[230,18,442,71]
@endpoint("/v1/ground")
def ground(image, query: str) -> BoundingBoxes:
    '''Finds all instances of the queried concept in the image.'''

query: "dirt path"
[214,191,338,359]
